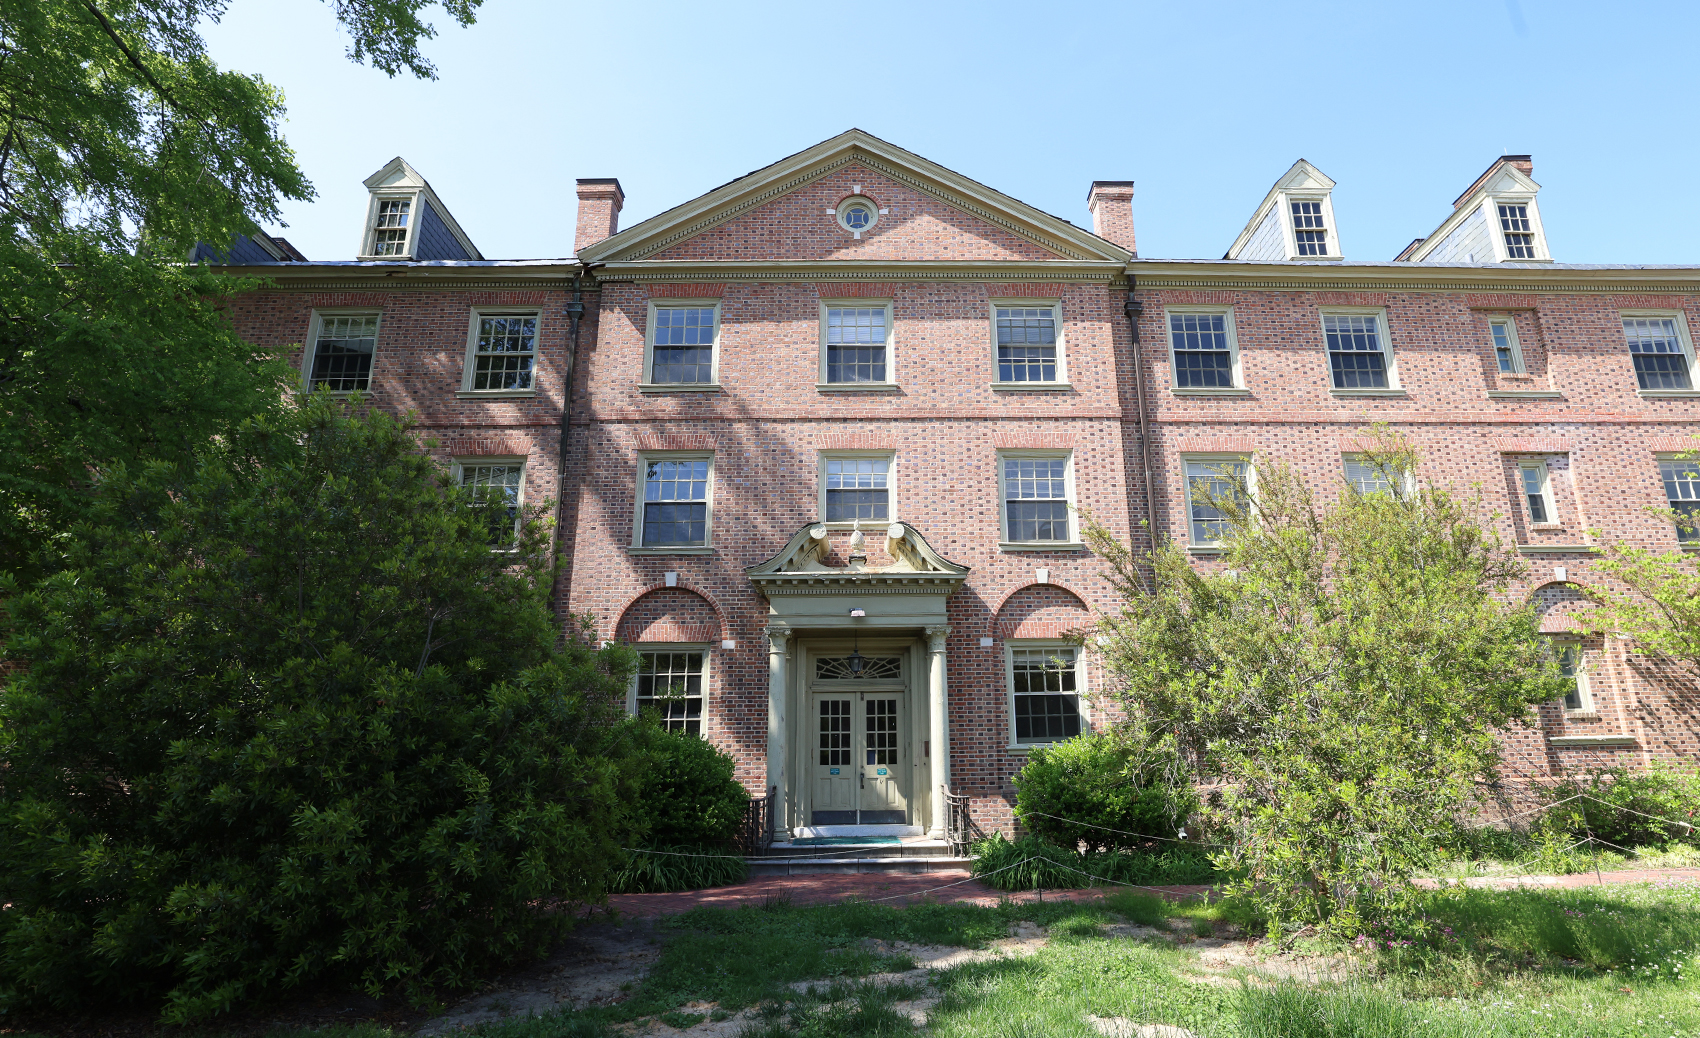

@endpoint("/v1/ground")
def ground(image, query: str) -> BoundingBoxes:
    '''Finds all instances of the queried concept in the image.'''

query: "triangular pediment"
[1481,164,1540,197]
[1273,158,1336,193]
[364,157,426,190]
[579,129,1130,264]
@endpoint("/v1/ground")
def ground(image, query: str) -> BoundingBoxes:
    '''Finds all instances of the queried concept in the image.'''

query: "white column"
[925,624,952,839]
[765,626,792,840]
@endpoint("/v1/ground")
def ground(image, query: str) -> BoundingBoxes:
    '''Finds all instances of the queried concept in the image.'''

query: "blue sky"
[203,0,1700,265]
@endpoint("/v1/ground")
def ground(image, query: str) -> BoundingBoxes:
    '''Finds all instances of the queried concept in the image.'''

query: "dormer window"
[372,199,411,256]
[1498,203,1535,258]
[1291,201,1327,256]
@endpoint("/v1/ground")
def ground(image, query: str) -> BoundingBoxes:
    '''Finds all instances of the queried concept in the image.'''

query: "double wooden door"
[811,689,908,825]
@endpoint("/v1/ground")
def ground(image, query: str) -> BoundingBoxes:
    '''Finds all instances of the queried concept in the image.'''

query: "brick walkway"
[599,867,1700,920]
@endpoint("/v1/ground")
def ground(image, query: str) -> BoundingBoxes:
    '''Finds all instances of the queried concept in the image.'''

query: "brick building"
[219,130,1700,839]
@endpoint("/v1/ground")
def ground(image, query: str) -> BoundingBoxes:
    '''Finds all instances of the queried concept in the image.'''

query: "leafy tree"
[0,0,482,580]
[1587,446,1700,670]
[1086,434,1569,936]
[632,723,752,848]
[0,399,643,1021]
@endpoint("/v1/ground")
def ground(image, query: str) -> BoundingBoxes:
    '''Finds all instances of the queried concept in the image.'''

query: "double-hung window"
[1322,310,1394,391]
[633,649,705,733]
[1000,454,1074,546]
[306,312,380,393]
[1498,203,1536,259]
[1343,456,1410,499]
[1622,314,1695,392]
[1184,457,1251,547]
[464,311,538,392]
[370,198,411,256]
[637,455,712,549]
[1291,200,1328,256]
[647,304,719,386]
[1659,458,1700,543]
[822,455,891,523]
[1555,641,1590,712]
[1167,309,1237,389]
[1009,644,1083,745]
[1488,316,1525,374]
[1518,460,1555,525]
[822,304,891,385]
[994,304,1061,383]
[459,460,524,545]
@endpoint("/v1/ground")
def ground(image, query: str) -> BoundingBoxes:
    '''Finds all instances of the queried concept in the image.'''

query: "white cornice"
[577,129,1132,265]
[1127,258,1700,293]
[592,259,1126,283]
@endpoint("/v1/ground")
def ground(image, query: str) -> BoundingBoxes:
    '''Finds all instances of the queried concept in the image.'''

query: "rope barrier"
[1017,811,1226,848]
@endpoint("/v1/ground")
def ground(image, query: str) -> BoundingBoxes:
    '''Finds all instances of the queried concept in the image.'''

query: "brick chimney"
[1087,181,1137,255]
[574,178,625,254]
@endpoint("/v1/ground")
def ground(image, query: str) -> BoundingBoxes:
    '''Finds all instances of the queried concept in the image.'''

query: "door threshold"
[795,824,923,838]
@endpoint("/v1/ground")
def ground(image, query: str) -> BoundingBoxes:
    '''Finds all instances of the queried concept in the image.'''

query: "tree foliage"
[632,723,751,849]
[0,400,643,1021]
[1587,445,1700,671]
[1086,433,1569,936]
[0,0,481,580]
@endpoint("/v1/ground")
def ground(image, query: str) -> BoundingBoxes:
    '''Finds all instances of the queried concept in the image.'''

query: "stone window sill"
[1330,388,1408,398]
[1517,544,1600,555]
[998,541,1087,553]
[816,383,901,393]
[1171,387,1252,397]
[991,382,1074,392]
[1563,711,1602,721]
[1548,734,1638,746]
[639,383,722,394]
[1187,545,1226,555]
[627,546,715,556]
[1487,390,1565,400]
[1639,389,1700,398]
[456,389,536,400]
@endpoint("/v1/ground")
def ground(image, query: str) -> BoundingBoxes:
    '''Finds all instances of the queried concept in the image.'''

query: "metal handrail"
[942,785,984,856]
[738,786,775,856]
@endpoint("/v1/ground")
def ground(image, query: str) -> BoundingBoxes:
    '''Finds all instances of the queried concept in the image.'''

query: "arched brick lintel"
[989,581,1094,640]
[612,582,727,644]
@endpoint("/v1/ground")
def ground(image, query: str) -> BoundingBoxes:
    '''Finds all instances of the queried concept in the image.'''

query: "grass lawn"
[16,882,1700,1038]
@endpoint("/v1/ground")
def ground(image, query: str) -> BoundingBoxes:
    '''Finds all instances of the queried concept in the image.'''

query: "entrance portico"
[748,522,969,839]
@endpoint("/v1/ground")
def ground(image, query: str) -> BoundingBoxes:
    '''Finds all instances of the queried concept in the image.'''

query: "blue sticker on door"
[877,768,888,775]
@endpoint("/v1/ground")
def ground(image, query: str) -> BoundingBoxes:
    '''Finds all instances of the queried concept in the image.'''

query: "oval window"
[835,196,879,234]
[843,204,871,229]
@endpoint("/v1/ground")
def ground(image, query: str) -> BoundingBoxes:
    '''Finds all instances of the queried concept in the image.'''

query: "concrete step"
[750,839,956,860]
[746,855,976,876]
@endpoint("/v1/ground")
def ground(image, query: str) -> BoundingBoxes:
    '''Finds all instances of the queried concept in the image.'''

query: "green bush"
[1011,728,1194,852]
[970,834,1220,891]
[1542,765,1700,848]
[0,401,645,1021]
[632,724,751,848]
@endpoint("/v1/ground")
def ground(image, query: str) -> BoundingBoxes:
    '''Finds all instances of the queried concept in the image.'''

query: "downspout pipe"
[553,265,589,625]
[1123,276,1159,554]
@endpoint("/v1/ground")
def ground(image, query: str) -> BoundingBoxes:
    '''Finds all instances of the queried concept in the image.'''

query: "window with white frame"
[1555,641,1589,712]
[1009,644,1082,745]
[1623,316,1694,391]
[1488,316,1524,374]
[649,305,718,384]
[1343,456,1410,499]
[1659,458,1700,543]
[994,305,1060,383]
[824,305,889,384]
[1001,455,1073,544]
[1518,460,1555,525]
[633,648,704,733]
[822,455,891,523]
[306,313,379,393]
[638,455,712,548]
[1498,203,1536,259]
[1168,310,1236,388]
[371,198,411,256]
[459,461,524,545]
[1322,311,1392,390]
[465,312,537,392]
[1184,457,1251,546]
[1291,200,1328,256]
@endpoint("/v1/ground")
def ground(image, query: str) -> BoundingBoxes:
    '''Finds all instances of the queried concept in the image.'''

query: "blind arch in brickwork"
[992,582,1094,640]
[615,584,726,644]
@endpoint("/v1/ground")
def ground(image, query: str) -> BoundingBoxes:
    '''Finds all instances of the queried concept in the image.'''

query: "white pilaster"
[765,625,792,840]
[925,624,952,839]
